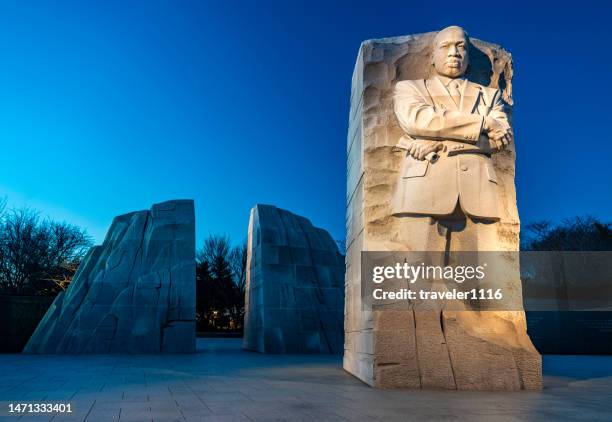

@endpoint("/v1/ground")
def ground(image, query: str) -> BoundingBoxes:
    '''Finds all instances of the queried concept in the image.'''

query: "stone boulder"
[24,200,196,354]
[344,32,542,390]
[243,204,344,353]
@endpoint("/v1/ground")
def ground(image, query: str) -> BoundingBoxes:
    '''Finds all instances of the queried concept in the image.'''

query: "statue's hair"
[433,26,469,46]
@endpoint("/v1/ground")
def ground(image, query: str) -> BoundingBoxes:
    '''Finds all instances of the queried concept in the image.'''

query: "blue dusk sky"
[0,1,611,245]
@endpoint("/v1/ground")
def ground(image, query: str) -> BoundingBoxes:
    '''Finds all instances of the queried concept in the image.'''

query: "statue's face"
[432,27,469,78]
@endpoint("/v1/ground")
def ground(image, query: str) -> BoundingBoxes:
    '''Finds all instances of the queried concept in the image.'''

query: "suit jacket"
[391,77,510,220]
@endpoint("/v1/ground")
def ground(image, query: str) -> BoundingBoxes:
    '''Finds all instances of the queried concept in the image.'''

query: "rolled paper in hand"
[394,136,440,163]
[425,151,439,163]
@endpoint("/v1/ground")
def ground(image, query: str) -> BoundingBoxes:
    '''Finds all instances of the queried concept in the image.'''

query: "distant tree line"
[0,198,93,295]
[196,234,247,333]
[522,216,612,251]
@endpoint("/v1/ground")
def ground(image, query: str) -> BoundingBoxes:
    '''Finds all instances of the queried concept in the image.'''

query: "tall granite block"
[344,31,542,389]
[24,200,196,354]
[243,204,344,353]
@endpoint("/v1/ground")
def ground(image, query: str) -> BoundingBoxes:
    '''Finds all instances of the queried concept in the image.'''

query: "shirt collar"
[436,75,466,87]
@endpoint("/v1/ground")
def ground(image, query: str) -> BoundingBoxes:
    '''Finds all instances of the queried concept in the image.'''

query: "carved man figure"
[392,25,513,252]
[385,26,542,390]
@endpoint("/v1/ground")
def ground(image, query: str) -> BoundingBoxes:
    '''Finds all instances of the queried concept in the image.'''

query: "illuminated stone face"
[431,26,469,79]
[344,27,542,390]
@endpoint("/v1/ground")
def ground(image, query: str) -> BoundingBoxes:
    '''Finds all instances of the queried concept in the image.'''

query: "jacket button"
[460,164,468,171]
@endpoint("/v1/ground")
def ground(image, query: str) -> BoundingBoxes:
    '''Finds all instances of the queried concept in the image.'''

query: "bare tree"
[0,206,93,295]
[229,240,247,296]
[196,234,246,332]
[197,234,231,267]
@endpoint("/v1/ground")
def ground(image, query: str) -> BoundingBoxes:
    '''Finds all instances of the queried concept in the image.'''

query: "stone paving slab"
[0,339,611,421]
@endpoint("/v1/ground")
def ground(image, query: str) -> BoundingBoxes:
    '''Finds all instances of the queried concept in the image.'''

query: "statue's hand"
[406,139,443,160]
[484,117,513,150]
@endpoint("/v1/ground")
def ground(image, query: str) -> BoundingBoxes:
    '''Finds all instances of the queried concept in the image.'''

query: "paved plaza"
[1,338,611,421]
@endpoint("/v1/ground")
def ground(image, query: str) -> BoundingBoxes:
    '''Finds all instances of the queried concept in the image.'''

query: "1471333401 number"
[8,403,72,413]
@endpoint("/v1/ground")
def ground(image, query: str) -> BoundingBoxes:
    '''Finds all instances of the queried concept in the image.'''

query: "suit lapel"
[426,77,459,111]
[460,80,482,114]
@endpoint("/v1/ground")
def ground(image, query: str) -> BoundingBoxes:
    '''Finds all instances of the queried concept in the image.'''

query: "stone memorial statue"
[392,26,512,251]
[343,26,542,390]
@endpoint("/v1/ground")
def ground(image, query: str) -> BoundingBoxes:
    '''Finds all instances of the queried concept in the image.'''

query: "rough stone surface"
[243,204,344,353]
[344,32,542,390]
[24,200,196,354]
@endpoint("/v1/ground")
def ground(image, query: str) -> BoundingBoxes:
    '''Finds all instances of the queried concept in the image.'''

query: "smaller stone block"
[243,204,345,353]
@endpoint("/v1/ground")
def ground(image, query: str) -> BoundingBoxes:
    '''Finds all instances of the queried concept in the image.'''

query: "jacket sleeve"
[394,80,484,143]
[487,88,510,129]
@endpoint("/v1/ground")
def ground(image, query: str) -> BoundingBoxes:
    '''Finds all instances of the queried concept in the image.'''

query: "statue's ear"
[463,52,471,78]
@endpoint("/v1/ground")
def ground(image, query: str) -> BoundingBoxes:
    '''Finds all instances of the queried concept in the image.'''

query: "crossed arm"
[484,91,513,148]
[393,81,513,160]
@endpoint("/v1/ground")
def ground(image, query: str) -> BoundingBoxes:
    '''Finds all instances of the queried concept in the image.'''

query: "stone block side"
[24,200,196,354]
[343,32,542,390]
[243,204,345,353]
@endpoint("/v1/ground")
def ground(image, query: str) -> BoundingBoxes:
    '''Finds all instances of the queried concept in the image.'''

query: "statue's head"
[432,26,469,78]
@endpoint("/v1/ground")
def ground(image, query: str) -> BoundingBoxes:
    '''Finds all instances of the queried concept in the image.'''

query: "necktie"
[448,80,462,107]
